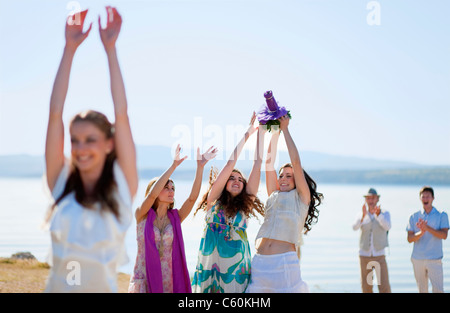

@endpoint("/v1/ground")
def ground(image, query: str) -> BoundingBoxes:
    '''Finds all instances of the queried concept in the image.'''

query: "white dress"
[44,161,133,293]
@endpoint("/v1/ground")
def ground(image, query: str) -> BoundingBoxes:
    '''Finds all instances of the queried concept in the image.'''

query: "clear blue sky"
[0,0,449,165]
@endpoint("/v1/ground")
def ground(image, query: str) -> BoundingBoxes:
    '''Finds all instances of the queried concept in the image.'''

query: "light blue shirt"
[406,207,449,260]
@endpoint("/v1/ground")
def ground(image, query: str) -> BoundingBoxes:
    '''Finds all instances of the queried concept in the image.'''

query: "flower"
[256,90,291,132]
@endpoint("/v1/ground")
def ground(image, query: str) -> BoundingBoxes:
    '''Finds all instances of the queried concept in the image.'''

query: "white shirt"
[352,210,391,257]
[256,189,309,250]
[44,161,133,292]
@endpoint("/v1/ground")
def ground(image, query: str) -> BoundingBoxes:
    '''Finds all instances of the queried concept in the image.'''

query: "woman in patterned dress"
[128,145,217,293]
[192,113,265,293]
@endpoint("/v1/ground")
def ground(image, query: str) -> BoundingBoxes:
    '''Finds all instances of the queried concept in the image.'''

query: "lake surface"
[1,177,450,293]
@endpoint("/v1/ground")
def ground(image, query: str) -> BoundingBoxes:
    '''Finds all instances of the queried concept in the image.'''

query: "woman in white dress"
[44,7,138,292]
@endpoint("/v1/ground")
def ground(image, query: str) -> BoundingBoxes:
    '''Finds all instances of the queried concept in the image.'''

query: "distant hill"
[308,168,450,186]
[1,145,449,185]
[135,145,425,171]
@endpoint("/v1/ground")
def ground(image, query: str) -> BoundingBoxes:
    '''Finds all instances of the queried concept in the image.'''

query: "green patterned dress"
[191,203,251,293]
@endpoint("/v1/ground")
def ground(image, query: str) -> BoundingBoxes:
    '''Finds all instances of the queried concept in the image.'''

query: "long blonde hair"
[144,177,175,213]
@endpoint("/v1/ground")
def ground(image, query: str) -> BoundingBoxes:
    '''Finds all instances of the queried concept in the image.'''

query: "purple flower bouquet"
[256,90,291,131]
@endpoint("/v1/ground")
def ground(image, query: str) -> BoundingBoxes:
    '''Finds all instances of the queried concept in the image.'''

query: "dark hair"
[279,163,323,234]
[49,110,119,220]
[420,186,434,198]
[195,167,264,218]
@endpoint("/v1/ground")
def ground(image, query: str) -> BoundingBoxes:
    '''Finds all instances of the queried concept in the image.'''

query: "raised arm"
[99,7,138,198]
[135,145,187,223]
[207,112,258,206]
[279,115,311,205]
[245,125,266,199]
[265,126,280,196]
[45,10,92,191]
[178,147,218,222]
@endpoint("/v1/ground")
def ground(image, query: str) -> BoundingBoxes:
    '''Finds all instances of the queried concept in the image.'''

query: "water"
[1,177,450,293]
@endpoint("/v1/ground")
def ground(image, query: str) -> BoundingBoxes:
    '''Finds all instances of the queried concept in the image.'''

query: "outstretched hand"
[99,6,122,51]
[65,10,92,50]
[246,111,258,136]
[197,146,218,168]
[173,144,188,168]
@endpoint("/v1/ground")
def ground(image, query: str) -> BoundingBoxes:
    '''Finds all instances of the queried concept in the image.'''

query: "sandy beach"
[0,257,131,293]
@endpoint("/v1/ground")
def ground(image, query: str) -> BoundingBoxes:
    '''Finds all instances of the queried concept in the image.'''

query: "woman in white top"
[44,7,138,292]
[246,114,323,293]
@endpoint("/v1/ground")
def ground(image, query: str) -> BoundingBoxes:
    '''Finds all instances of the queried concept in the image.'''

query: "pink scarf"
[144,209,191,293]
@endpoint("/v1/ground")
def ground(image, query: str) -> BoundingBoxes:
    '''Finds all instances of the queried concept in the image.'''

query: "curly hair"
[279,163,323,234]
[195,167,264,219]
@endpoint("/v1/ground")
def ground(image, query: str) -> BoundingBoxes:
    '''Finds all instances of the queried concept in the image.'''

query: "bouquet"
[256,90,291,132]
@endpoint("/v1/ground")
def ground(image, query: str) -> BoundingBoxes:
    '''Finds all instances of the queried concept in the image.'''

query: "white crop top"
[256,189,309,249]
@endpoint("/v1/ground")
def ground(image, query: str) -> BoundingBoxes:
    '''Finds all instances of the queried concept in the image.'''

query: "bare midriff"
[256,238,296,255]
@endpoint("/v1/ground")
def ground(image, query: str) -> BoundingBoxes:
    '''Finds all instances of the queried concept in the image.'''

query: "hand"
[369,205,381,216]
[197,146,218,168]
[258,123,269,134]
[99,6,122,51]
[416,218,428,232]
[278,114,290,131]
[362,203,368,219]
[269,124,281,135]
[65,10,92,51]
[172,144,188,168]
[246,112,258,136]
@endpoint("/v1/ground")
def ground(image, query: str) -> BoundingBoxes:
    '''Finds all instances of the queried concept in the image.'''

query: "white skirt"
[246,251,309,293]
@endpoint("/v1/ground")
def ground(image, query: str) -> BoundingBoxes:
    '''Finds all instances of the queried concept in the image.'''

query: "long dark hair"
[48,110,119,221]
[279,163,323,234]
[195,167,264,218]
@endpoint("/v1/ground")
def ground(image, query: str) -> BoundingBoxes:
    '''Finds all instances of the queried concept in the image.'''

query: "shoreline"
[0,257,131,293]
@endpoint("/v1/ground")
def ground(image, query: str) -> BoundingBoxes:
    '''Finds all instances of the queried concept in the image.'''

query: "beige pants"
[359,255,391,293]
[411,258,444,293]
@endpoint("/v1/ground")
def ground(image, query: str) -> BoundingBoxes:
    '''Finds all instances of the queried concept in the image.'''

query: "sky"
[0,0,449,166]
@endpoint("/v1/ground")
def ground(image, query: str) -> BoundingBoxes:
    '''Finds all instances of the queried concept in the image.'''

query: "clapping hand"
[416,218,428,232]
[369,205,381,216]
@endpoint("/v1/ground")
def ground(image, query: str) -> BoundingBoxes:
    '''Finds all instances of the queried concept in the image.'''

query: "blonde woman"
[129,145,217,293]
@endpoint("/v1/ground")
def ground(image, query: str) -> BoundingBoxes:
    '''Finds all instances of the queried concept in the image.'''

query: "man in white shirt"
[353,188,392,293]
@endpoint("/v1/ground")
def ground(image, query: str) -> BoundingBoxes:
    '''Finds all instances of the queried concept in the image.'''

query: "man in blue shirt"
[407,186,449,293]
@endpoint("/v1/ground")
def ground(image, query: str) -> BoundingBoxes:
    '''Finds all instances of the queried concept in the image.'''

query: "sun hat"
[256,90,291,130]
[364,188,380,197]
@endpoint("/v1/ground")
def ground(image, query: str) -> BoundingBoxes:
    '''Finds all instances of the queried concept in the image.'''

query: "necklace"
[154,214,170,257]
[224,214,236,241]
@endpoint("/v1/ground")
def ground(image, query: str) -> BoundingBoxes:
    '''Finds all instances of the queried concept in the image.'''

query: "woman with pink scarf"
[128,145,216,293]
